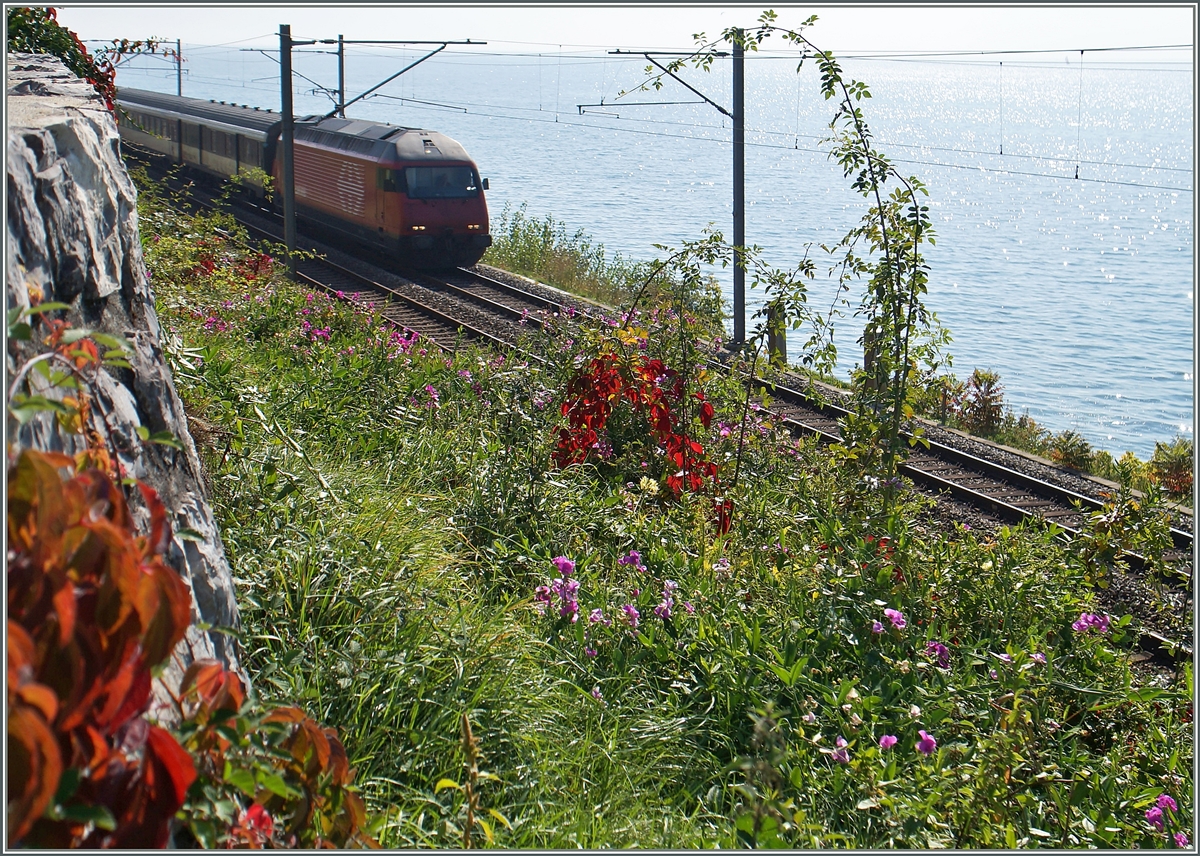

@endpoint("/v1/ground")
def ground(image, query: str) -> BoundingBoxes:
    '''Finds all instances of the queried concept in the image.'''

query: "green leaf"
[136,425,151,440]
[148,430,183,449]
[25,302,71,316]
[176,527,205,542]
[91,332,132,352]
[225,767,257,798]
[487,808,512,829]
[59,328,93,344]
[256,770,299,799]
[434,778,462,793]
[9,321,31,341]
[56,803,117,830]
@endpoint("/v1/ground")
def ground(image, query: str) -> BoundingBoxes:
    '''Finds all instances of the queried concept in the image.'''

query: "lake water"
[117,43,1194,459]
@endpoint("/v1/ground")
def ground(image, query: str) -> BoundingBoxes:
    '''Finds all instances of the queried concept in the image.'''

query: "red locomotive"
[116,88,491,268]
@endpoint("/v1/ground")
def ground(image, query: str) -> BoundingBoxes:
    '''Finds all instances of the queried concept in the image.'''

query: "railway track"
[132,149,1193,661]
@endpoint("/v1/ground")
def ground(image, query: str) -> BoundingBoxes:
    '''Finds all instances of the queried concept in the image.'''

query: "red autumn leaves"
[7,448,194,847]
[552,350,730,533]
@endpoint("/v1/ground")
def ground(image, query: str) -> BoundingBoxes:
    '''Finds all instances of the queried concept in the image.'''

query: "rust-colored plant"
[7,447,195,847]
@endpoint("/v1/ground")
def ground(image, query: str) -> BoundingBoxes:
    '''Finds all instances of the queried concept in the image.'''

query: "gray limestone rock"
[5,54,242,701]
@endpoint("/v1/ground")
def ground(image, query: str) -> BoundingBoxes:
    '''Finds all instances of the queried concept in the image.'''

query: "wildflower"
[682,601,695,615]
[1175,832,1189,848]
[1147,806,1165,832]
[997,653,1012,663]
[552,556,576,576]
[909,704,921,718]
[831,736,850,764]
[591,686,604,703]
[588,608,612,627]
[425,384,440,407]
[801,711,816,724]
[618,550,647,573]
[717,421,733,438]
[585,646,597,658]
[990,669,999,680]
[712,557,731,577]
[638,476,659,495]
[1072,612,1110,633]
[879,734,898,750]
[916,729,937,756]
[621,604,640,629]
[1158,795,1179,812]
[884,608,907,630]
[872,620,885,635]
[926,641,950,669]
[1032,651,1047,664]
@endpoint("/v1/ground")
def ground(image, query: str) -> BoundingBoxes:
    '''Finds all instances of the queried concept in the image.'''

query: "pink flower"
[831,736,850,764]
[872,620,885,635]
[884,608,906,630]
[878,734,898,750]
[621,604,640,629]
[618,550,647,573]
[1158,794,1179,812]
[926,641,951,669]
[1032,651,1047,664]
[552,556,576,576]
[1147,806,1165,832]
[916,729,937,756]
[1072,612,1110,633]
[1175,832,1189,848]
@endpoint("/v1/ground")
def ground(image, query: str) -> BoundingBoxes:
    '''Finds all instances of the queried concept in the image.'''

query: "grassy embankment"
[141,174,1191,849]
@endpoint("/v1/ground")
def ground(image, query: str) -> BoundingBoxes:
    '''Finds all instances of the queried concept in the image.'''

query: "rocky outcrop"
[6,54,241,698]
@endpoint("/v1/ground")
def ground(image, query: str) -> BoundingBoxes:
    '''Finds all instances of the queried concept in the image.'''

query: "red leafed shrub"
[6,447,195,847]
[7,449,379,849]
[552,346,729,532]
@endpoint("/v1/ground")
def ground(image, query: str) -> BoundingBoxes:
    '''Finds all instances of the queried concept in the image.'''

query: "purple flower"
[653,602,672,620]
[926,641,950,669]
[916,729,937,756]
[1032,651,1047,664]
[884,608,906,630]
[879,734,898,750]
[1147,806,1165,832]
[585,646,597,658]
[621,604,640,629]
[872,620,885,635]
[1175,832,1189,848]
[1158,794,1179,812]
[552,556,576,576]
[589,608,611,627]
[831,736,850,764]
[1072,612,1111,634]
[591,686,604,702]
[997,653,1013,663]
[618,550,647,573]
[682,601,695,615]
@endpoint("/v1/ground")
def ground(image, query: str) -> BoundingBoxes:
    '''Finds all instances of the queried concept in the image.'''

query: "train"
[115,88,492,268]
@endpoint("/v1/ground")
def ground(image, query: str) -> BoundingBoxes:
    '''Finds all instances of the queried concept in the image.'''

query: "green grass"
[141,175,1192,849]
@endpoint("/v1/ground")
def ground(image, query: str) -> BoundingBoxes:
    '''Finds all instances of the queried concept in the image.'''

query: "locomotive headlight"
[467,224,481,230]
[411,225,426,231]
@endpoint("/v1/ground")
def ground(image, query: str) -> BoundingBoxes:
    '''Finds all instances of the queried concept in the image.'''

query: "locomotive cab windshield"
[404,166,481,199]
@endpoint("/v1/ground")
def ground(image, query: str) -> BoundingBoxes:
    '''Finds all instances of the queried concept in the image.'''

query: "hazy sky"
[53,4,1196,57]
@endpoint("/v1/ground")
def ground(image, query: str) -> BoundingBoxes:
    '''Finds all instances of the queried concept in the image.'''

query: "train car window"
[240,136,260,168]
[183,123,199,148]
[404,166,479,199]
[377,168,401,192]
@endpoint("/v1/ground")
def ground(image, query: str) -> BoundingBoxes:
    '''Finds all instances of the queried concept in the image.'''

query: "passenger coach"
[116,88,492,268]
